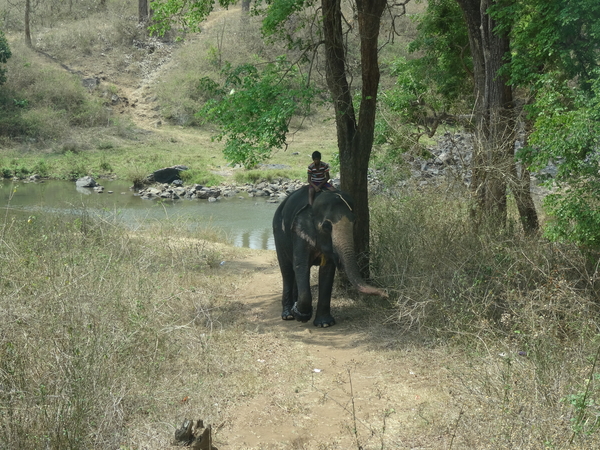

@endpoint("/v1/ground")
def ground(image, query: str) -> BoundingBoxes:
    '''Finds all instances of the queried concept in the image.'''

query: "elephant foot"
[313,315,336,328]
[292,303,312,323]
[281,308,295,320]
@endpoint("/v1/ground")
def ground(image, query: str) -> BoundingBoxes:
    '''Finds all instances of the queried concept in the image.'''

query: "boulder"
[76,176,98,188]
[145,165,189,184]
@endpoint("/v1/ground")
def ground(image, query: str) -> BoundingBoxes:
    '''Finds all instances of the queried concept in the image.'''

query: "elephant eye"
[320,220,332,233]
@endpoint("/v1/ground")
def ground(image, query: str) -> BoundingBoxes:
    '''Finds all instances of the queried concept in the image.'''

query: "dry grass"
[0,204,308,449]
[369,183,600,449]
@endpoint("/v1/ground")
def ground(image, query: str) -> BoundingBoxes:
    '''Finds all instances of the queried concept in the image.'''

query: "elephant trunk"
[332,217,388,298]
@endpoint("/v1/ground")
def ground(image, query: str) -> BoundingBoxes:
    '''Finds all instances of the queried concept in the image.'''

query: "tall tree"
[491,0,600,250]
[454,0,538,232]
[399,0,538,233]
[319,0,388,271]
[150,0,411,276]
[24,0,32,47]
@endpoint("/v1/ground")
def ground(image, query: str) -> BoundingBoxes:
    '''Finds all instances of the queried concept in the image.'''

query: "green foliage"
[520,71,600,250]
[543,181,600,252]
[149,0,239,35]
[408,0,472,101]
[491,0,600,88]
[32,159,50,177]
[198,57,318,167]
[487,0,600,251]
[0,30,11,86]
[380,0,472,147]
[61,151,89,181]
[255,0,315,45]
[0,46,111,141]
[564,372,600,438]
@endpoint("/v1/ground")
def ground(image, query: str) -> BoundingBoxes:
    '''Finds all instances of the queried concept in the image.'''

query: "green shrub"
[180,168,223,186]
[61,150,89,181]
[0,43,111,142]
[32,159,50,177]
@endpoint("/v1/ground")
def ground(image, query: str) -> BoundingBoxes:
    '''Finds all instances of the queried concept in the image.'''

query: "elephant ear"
[291,204,318,247]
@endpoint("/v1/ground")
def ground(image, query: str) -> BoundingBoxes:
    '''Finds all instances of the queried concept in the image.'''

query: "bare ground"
[187,250,457,449]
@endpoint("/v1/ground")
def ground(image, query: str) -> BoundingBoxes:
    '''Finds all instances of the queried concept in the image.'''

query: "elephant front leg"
[314,260,336,327]
[280,264,296,320]
[292,258,313,323]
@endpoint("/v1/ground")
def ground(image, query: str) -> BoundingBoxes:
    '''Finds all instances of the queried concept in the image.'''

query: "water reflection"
[0,179,278,250]
[235,227,273,250]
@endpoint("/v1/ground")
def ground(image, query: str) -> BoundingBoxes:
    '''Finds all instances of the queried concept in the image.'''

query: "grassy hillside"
[0,1,347,184]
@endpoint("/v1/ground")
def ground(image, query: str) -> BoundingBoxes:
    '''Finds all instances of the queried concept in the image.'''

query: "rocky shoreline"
[131,132,483,202]
[40,132,551,202]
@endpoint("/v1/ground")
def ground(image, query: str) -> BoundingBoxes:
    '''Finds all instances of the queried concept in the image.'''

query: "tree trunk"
[24,0,32,48]
[242,0,251,13]
[479,0,513,225]
[139,0,149,23]
[321,0,386,278]
[456,0,538,233]
[512,117,539,234]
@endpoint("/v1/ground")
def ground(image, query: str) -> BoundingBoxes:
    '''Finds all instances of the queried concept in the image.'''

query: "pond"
[0,179,279,250]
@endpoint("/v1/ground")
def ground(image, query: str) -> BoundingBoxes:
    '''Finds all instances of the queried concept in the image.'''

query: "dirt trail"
[216,251,452,449]
[118,7,242,130]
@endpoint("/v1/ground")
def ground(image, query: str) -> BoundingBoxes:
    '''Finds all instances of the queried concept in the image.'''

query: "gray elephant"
[272,185,387,327]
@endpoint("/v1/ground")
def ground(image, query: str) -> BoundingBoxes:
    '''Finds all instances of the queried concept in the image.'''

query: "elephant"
[272,185,388,327]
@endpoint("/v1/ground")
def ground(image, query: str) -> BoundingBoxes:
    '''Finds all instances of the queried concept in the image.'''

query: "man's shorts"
[309,182,333,190]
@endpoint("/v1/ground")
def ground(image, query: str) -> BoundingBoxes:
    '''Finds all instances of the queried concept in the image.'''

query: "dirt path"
[215,251,453,449]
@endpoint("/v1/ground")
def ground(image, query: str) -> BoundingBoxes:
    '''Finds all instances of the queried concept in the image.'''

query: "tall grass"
[0,205,302,449]
[370,184,600,448]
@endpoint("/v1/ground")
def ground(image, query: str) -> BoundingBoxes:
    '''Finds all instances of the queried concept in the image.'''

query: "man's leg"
[308,185,315,205]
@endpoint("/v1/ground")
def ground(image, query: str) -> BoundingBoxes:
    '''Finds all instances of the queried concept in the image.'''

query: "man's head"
[312,151,322,163]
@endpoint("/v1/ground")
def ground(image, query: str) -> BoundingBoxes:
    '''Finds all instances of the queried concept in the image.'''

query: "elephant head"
[310,190,387,297]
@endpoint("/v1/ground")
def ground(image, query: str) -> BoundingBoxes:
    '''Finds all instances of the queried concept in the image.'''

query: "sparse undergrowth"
[370,184,600,448]
[2,184,600,448]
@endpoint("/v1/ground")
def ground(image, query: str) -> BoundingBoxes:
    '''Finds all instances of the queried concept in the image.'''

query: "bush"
[20,107,70,141]
[0,42,111,142]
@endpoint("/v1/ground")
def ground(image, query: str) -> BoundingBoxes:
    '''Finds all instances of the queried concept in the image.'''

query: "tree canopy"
[197,58,317,168]
[492,0,600,249]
